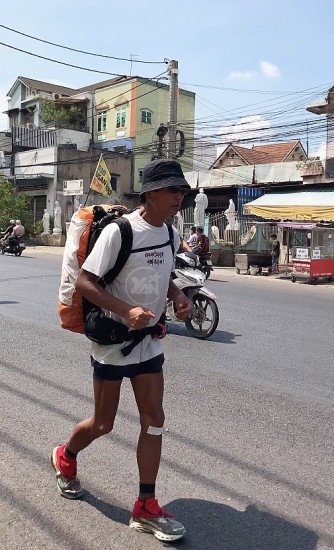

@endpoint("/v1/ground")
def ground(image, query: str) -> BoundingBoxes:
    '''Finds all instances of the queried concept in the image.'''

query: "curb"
[26,246,64,256]
[211,266,293,284]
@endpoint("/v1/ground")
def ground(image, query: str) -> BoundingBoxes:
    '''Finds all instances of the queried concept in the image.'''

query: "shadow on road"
[163,498,319,550]
[0,300,19,304]
[82,494,319,549]
[83,490,130,526]
[167,323,241,344]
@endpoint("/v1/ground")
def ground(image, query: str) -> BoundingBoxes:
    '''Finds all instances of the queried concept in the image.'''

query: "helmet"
[10,219,15,224]
[15,220,21,224]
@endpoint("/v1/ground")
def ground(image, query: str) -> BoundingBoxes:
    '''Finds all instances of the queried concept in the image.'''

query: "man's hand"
[127,307,155,329]
[174,292,193,321]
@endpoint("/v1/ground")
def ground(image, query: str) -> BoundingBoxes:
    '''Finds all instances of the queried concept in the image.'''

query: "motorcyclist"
[1,219,15,241]
[8,219,25,247]
[192,227,209,257]
[191,227,212,276]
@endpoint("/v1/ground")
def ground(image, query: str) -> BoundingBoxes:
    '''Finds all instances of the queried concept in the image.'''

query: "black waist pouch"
[84,308,129,345]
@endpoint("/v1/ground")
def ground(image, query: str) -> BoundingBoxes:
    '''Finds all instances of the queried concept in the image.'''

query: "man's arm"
[167,277,193,320]
[180,239,192,252]
[76,269,155,329]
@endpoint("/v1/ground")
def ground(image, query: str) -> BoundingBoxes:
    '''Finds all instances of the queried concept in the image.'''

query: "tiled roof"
[231,141,302,165]
[76,76,131,93]
[10,76,134,98]
[9,74,188,101]
[18,77,76,96]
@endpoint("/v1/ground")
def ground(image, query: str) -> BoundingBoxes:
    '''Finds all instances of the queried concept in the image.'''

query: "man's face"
[147,186,188,217]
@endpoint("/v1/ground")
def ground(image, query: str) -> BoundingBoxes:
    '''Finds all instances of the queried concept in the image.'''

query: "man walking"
[270,233,280,274]
[51,159,192,542]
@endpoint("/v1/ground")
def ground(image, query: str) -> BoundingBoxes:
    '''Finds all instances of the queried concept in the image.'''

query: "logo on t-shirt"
[125,267,162,306]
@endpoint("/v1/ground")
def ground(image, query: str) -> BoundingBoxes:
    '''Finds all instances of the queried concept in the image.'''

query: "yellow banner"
[90,154,113,196]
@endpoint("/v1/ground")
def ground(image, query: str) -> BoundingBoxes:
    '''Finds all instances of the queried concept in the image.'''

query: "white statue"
[194,188,208,228]
[53,200,62,234]
[42,209,50,235]
[74,196,81,212]
[211,225,220,242]
[224,199,239,230]
[175,211,184,237]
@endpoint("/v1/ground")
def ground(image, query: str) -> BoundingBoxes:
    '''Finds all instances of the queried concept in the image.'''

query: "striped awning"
[243,190,334,221]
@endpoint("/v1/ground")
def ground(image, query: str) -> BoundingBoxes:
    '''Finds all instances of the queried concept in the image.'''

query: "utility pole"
[167,60,179,159]
[306,119,309,158]
[10,127,17,216]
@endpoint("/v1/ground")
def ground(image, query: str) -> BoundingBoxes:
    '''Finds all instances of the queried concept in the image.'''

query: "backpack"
[58,204,175,336]
[58,204,132,334]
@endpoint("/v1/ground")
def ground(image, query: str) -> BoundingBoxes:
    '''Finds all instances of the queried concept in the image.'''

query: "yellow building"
[93,76,195,192]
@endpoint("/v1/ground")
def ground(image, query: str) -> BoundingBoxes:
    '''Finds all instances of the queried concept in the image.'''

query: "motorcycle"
[0,236,26,256]
[164,252,219,339]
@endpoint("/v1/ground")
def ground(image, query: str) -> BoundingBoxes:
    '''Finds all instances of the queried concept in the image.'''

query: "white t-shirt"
[82,209,180,366]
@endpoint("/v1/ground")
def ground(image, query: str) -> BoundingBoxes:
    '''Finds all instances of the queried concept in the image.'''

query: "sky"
[1,0,334,162]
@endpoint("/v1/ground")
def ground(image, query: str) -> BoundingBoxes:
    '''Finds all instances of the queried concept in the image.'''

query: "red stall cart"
[291,224,334,284]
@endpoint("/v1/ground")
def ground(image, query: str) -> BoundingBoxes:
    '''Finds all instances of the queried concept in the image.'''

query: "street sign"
[63,179,84,196]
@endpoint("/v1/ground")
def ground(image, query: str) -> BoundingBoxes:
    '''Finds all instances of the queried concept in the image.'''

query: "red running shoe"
[50,444,84,499]
[129,497,186,541]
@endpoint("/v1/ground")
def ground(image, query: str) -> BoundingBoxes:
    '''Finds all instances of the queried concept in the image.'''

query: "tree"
[40,99,86,128]
[0,178,33,232]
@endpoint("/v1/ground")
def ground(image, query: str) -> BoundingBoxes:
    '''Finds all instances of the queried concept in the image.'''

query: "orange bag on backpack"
[58,204,126,333]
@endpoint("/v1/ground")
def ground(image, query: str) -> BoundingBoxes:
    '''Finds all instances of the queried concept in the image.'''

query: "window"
[139,169,143,183]
[141,109,152,124]
[111,177,117,191]
[113,145,126,153]
[116,105,127,128]
[97,110,107,132]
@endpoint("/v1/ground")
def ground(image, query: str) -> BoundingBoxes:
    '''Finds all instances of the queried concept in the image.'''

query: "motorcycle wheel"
[15,250,22,256]
[204,267,211,279]
[1,247,5,255]
[185,294,219,339]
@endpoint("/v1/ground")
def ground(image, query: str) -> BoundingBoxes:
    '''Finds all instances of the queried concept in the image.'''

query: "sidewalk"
[26,247,334,287]
[26,246,290,281]
[211,266,300,285]
[26,245,65,256]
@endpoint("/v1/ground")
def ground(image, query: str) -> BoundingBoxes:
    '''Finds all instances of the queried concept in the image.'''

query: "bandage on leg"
[147,426,165,436]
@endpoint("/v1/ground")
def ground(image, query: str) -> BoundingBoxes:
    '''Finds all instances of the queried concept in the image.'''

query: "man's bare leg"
[67,378,123,454]
[131,372,164,483]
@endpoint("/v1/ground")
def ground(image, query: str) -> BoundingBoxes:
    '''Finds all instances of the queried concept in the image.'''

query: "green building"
[93,76,195,192]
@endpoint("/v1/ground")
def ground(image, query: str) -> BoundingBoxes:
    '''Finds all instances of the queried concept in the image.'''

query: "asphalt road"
[0,248,333,550]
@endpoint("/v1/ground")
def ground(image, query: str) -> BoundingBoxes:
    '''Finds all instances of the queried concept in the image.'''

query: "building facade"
[92,76,195,192]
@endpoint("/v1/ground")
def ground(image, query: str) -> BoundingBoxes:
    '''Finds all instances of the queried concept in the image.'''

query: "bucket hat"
[139,159,190,196]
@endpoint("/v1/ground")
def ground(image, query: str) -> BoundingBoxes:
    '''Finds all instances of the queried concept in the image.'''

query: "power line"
[0,24,168,65]
[179,80,334,95]
[0,42,128,77]
[11,117,327,172]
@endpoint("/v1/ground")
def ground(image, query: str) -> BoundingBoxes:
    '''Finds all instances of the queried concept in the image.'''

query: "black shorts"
[91,353,164,381]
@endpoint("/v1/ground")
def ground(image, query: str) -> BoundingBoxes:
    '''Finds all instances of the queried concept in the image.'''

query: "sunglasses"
[166,186,189,196]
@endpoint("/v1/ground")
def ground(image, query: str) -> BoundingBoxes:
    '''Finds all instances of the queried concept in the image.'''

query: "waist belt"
[84,307,166,356]
[121,323,166,357]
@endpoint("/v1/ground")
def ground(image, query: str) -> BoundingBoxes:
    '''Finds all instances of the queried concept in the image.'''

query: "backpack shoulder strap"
[167,224,175,257]
[103,217,133,284]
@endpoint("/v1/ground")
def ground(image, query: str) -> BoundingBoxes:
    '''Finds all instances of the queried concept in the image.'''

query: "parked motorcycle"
[0,236,26,256]
[164,252,219,338]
